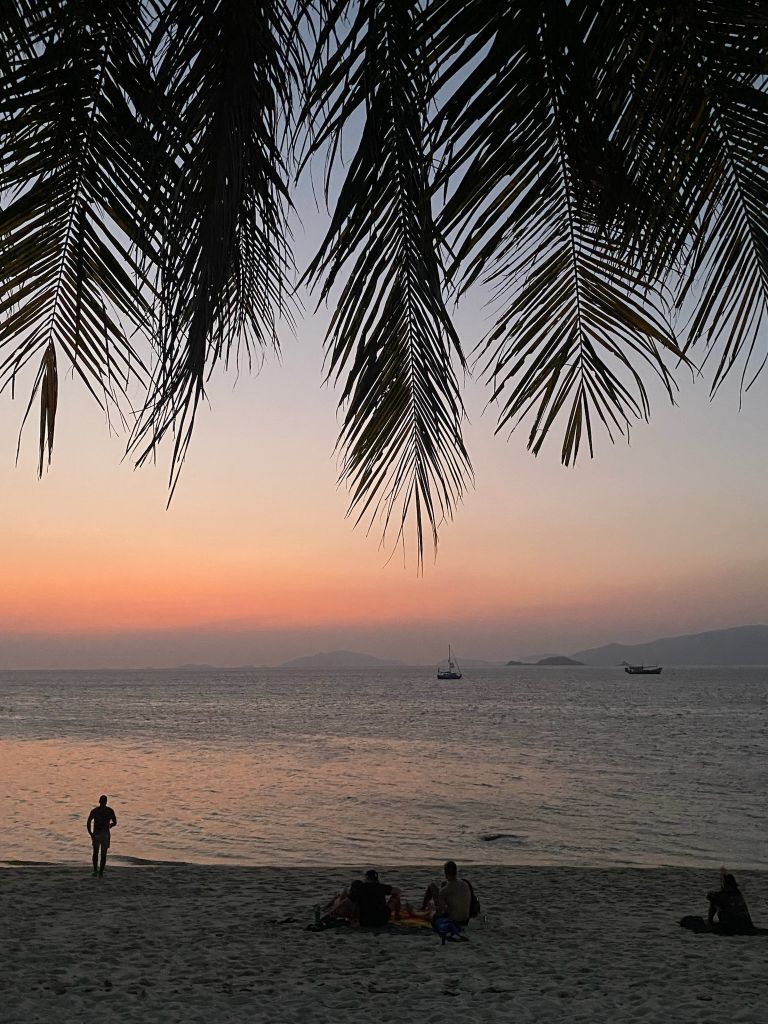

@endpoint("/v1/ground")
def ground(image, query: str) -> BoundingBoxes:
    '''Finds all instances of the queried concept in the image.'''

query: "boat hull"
[437,671,462,680]
[624,666,662,675]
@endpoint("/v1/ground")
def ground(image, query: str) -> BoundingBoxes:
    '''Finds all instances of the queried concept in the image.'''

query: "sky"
[2,204,768,669]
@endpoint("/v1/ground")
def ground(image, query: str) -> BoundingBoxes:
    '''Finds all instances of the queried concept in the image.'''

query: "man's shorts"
[91,830,111,849]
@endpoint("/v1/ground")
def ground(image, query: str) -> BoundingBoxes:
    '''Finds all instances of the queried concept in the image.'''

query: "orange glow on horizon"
[4,544,749,636]
[4,343,768,654]
[2,518,634,632]
[2,560,560,632]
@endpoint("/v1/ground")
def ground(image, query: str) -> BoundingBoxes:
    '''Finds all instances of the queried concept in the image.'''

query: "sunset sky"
[2,203,768,669]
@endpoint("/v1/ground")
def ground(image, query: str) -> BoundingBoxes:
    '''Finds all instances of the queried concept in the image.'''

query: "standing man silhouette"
[87,795,117,877]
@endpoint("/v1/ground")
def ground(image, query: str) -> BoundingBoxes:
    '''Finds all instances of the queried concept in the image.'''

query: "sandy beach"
[1,865,766,1023]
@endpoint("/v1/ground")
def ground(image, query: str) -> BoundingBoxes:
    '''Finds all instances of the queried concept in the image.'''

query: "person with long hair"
[706,869,755,933]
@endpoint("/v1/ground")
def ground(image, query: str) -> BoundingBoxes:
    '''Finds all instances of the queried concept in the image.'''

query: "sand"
[1,865,766,1023]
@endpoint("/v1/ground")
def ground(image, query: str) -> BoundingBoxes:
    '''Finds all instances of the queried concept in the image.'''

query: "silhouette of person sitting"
[87,795,117,877]
[707,872,754,933]
[328,869,402,926]
[680,868,760,935]
[349,869,402,926]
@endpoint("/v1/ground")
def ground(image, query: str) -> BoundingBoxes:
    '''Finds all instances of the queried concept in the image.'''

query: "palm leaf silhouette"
[128,0,301,493]
[1,0,767,560]
[303,0,471,564]
[0,1,152,472]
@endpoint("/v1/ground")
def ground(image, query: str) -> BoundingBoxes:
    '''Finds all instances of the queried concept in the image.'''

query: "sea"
[0,666,765,869]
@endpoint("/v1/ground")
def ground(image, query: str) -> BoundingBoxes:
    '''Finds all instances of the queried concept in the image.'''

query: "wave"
[109,853,193,866]
[1,858,57,866]
[1,854,193,868]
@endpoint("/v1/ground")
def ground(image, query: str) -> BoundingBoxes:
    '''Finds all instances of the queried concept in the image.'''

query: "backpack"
[464,878,481,918]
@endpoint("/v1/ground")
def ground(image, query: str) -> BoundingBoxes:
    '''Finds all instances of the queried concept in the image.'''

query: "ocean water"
[0,666,765,869]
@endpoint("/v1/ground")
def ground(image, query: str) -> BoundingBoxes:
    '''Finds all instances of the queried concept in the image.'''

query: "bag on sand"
[432,917,468,945]
[464,879,481,918]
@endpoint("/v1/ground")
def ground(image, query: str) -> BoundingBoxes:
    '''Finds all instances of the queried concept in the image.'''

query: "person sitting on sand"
[680,868,757,935]
[707,871,754,933]
[331,869,402,926]
[87,795,117,877]
[420,860,472,926]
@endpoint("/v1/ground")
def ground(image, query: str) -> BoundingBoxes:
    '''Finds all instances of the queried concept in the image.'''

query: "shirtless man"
[421,860,472,925]
[87,795,117,877]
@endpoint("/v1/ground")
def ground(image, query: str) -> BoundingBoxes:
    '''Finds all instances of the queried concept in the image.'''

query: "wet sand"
[1,865,766,1023]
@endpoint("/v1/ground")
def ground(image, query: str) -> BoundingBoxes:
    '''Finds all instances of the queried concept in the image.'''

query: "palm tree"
[1,1,766,564]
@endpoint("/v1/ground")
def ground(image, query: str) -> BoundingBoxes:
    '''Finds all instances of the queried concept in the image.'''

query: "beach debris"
[480,833,524,843]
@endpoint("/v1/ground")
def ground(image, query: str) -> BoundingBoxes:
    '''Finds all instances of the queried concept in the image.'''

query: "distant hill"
[174,663,258,671]
[572,625,768,666]
[278,650,404,669]
[452,657,506,669]
[506,656,583,666]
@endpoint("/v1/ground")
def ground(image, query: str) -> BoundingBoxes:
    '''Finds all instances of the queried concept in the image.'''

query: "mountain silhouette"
[572,625,768,666]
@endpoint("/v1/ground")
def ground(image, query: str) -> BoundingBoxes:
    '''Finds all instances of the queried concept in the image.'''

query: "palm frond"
[2,0,768,564]
[430,0,683,463]
[15,341,57,477]
[128,0,302,491]
[0,3,31,77]
[597,2,768,392]
[676,44,768,391]
[0,0,152,472]
[303,0,471,566]
[587,3,768,282]
[515,2,768,393]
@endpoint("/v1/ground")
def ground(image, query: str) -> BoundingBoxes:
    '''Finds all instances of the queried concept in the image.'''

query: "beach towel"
[679,916,768,936]
[306,912,432,934]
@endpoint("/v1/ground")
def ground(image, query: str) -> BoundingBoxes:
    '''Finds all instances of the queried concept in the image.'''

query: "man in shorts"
[421,860,472,925]
[87,795,117,877]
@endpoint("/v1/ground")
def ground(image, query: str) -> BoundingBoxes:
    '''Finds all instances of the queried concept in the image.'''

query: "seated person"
[332,869,402,926]
[420,860,472,926]
[321,884,352,917]
[707,871,754,933]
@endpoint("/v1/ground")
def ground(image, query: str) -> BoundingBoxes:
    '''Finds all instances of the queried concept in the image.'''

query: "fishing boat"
[437,646,462,680]
[623,663,662,675]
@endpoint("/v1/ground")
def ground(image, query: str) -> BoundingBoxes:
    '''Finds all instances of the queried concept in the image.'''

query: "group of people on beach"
[84,795,473,916]
[85,795,477,934]
[318,860,477,932]
[85,795,761,938]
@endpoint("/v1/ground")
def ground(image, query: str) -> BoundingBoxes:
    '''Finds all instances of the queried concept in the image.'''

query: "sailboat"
[437,645,462,680]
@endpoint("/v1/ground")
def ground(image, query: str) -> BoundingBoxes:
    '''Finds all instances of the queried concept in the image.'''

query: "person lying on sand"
[420,860,472,926]
[329,869,403,926]
[680,868,759,935]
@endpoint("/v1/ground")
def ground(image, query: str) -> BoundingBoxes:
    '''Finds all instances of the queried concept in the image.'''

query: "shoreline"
[2,865,767,1023]
[3,857,768,871]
